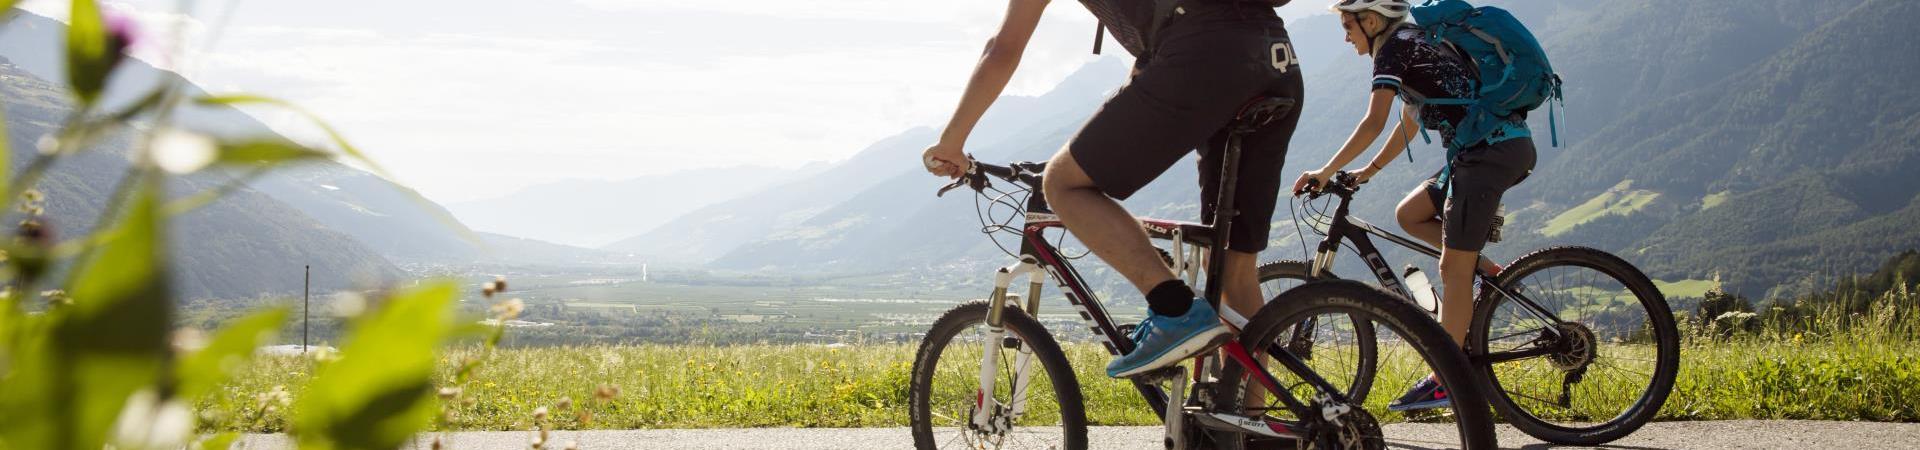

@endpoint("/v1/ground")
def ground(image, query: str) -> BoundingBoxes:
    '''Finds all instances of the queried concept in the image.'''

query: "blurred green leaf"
[161,167,271,217]
[196,433,238,450]
[191,95,484,246]
[160,140,327,216]
[0,104,11,196]
[0,173,170,449]
[192,95,389,178]
[295,281,459,450]
[216,139,330,166]
[176,308,288,400]
[65,0,111,105]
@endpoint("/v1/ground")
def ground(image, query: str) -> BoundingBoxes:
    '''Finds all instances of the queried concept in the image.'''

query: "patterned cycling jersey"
[1370,25,1477,144]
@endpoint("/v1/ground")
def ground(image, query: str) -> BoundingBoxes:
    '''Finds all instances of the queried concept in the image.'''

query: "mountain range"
[2,10,626,299]
[0,56,404,299]
[601,0,1920,299]
[448,165,816,248]
[9,1,1913,301]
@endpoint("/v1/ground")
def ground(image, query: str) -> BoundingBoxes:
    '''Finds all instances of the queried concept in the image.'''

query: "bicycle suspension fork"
[974,258,1048,432]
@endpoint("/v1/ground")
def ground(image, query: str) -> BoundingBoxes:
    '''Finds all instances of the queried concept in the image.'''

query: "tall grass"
[192,269,1920,433]
[200,313,1919,433]
[1665,282,1920,421]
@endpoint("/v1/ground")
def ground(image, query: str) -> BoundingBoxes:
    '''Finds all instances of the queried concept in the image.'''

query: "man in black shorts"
[1295,0,1536,411]
[922,0,1304,378]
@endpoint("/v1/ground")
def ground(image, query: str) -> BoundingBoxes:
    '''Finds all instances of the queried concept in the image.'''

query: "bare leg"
[1397,187,1502,274]
[1395,188,1443,249]
[1437,248,1478,346]
[1403,188,1493,346]
[1217,250,1269,411]
[1043,150,1178,294]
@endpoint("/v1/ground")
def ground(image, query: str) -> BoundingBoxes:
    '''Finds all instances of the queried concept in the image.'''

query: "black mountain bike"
[1268,171,1680,445]
[907,98,1497,450]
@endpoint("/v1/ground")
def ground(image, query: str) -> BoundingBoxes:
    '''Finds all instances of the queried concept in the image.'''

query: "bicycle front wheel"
[909,300,1087,450]
[1470,246,1680,445]
[1255,260,1377,407]
[1219,280,1498,450]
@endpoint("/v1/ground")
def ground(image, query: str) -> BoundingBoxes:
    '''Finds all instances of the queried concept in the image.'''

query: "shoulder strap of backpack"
[1462,25,1516,94]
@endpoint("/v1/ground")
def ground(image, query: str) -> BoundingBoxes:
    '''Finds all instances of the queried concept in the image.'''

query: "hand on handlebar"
[933,154,987,198]
[922,142,969,179]
[1292,168,1335,197]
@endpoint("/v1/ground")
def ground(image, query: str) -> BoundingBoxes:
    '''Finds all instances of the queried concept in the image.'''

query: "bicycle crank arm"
[1161,368,1189,450]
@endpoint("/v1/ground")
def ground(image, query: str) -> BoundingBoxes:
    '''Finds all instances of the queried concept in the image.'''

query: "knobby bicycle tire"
[1470,246,1679,446]
[1217,280,1498,449]
[909,300,1088,450]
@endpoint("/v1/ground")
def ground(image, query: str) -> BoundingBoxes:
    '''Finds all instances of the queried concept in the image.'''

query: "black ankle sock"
[1146,280,1196,317]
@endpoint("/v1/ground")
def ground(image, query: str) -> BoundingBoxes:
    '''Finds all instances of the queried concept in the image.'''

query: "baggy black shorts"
[1420,137,1537,253]
[1066,2,1304,253]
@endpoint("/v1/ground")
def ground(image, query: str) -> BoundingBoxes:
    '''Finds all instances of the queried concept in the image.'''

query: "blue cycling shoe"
[1387,374,1451,411]
[1106,298,1231,378]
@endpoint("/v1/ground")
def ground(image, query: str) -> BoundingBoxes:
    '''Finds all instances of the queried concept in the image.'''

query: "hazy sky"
[16,0,1326,203]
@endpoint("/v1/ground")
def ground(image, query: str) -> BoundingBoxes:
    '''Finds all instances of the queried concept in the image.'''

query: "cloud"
[13,0,1139,203]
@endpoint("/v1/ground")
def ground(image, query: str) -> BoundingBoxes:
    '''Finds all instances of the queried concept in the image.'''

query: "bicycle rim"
[910,301,1086,450]
[1473,247,1679,445]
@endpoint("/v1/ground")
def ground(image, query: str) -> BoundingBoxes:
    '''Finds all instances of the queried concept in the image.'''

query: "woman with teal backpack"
[1293,0,1538,411]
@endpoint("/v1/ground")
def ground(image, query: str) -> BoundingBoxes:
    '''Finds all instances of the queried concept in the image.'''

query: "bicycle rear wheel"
[909,300,1086,450]
[1218,280,1498,450]
[1470,246,1679,445]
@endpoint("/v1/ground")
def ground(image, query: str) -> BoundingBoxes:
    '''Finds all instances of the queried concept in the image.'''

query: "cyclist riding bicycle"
[922,0,1304,379]
[1294,0,1538,411]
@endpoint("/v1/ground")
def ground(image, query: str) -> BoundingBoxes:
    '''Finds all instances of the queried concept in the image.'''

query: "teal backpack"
[1408,0,1565,151]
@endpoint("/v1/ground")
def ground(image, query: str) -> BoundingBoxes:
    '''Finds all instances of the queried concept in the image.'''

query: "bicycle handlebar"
[934,158,1045,197]
[1297,171,1365,200]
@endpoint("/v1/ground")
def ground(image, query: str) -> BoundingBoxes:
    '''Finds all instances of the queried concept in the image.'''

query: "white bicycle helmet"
[1329,0,1411,19]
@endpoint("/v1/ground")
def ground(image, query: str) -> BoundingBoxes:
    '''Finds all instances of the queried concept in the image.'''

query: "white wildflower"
[111,389,193,450]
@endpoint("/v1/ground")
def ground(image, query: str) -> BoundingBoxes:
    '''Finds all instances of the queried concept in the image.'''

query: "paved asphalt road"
[239,421,1919,449]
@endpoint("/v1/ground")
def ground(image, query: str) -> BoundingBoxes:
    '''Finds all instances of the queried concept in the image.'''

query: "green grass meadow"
[198,335,1919,433]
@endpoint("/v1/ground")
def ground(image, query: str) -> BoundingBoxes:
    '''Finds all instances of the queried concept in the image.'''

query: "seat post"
[1203,97,1294,307]
[1203,131,1245,309]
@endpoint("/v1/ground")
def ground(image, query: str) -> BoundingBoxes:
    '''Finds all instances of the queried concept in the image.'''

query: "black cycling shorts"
[1421,137,1537,253]
[1066,3,1304,253]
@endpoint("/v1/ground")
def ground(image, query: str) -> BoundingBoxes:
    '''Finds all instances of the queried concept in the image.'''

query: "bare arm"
[923,0,1050,177]
[1293,89,1398,192]
[1357,102,1422,181]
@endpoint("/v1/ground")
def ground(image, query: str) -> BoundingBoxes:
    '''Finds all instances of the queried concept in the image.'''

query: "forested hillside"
[619,0,1919,300]
[0,58,403,299]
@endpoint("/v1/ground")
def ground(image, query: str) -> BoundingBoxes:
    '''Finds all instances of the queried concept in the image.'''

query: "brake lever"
[936,178,967,198]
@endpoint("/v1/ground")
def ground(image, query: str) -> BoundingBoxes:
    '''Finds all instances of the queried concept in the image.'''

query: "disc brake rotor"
[1547,322,1597,371]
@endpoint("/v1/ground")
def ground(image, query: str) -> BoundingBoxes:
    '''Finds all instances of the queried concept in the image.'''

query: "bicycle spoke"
[1475,249,1678,444]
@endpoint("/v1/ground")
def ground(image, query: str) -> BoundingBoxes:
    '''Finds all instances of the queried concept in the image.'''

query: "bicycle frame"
[956,97,1354,443]
[1301,180,1573,359]
[969,205,1350,441]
